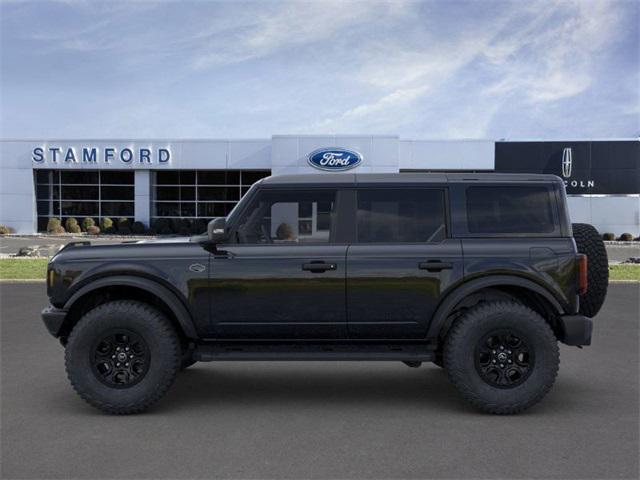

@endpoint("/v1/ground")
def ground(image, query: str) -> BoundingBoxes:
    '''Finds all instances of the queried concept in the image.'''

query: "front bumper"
[41,305,68,338]
[559,314,593,346]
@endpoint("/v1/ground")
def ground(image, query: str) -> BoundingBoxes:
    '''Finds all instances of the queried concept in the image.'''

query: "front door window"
[234,190,338,244]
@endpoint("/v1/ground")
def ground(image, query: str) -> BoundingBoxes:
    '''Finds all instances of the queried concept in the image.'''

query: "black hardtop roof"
[259,172,563,186]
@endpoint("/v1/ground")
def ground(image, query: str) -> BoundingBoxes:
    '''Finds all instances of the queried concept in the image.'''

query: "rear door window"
[356,189,446,243]
[465,186,555,234]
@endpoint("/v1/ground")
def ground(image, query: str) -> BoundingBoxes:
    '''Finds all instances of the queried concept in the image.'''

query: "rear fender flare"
[63,275,198,339]
[426,275,565,341]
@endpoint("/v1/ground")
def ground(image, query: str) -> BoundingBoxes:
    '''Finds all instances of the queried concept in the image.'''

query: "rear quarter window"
[466,186,556,234]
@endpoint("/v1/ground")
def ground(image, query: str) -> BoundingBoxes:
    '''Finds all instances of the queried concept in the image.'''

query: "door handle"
[418,261,453,272]
[302,262,337,273]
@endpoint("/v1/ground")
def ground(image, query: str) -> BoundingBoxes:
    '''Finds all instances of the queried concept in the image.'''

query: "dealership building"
[0,136,638,235]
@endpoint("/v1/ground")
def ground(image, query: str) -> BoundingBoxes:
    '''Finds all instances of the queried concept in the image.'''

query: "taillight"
[577,254,588,295]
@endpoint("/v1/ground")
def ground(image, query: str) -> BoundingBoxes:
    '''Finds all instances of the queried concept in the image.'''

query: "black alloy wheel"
[92,330,150,388]
[475,330,533,388]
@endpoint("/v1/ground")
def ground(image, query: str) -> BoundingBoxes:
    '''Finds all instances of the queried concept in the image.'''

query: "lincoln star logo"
[561,147,572,178]
[308,148,362,171]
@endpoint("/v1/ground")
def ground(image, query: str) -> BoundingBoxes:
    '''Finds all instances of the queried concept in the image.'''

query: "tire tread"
[444,300,559,414]
[572,223,609,317]
[65,300,180,415]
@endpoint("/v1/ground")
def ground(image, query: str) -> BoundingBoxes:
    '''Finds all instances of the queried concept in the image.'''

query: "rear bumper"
[41,305,68,338]
[559,314,593,346]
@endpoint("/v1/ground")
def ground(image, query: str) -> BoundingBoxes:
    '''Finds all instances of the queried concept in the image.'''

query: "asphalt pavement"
[1,283,638,479]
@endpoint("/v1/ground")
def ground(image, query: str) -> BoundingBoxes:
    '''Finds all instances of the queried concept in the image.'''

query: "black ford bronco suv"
[42,173,609,414]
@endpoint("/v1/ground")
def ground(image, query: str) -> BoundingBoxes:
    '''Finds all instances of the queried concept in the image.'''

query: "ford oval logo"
[307,148,362,171]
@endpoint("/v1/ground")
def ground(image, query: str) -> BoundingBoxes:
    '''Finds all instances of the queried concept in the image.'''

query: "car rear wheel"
[572,223,609,317]
[65,300,181,414]
[444,301,559,414]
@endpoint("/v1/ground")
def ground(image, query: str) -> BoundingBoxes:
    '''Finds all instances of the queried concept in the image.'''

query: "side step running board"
[193,342,435,362]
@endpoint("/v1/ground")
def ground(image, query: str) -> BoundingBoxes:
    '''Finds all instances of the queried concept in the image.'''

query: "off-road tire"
[444,301,559,414]
[65,300,181,414]
[572,223,609,317]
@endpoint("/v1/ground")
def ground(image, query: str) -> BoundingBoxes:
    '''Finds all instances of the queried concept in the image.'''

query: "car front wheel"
[65,300,181,414]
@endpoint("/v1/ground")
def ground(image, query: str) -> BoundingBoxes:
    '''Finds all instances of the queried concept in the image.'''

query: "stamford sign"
[32,146,171,165]
[308,147,362,171]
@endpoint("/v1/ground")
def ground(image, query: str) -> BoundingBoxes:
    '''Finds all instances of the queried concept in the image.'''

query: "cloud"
[0,0,637,139]
[191,1,412,70]
[481,0,621,102]
[311,85,429,131]
[317,0,630,136]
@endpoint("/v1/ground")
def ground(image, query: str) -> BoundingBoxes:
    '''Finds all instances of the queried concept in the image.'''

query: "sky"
[1,0,638,140]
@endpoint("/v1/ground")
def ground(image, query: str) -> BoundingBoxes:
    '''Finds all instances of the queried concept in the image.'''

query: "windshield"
[189,180,262,242]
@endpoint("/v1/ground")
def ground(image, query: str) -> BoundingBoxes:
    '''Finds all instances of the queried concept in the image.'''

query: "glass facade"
[151,170,270,222]
[35,170,134,231]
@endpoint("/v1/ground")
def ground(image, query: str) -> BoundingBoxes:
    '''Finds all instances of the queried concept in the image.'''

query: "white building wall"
[568,196,640,236]
[134,171,151,225]
[0,142,37,233]
[399,140,494,170]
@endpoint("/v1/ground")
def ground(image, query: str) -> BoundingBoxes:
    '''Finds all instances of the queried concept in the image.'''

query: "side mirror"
[207,217,228,243]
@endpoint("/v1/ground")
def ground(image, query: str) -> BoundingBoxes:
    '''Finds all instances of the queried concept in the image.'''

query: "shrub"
[46,218,62,233]
[82,217,95,231]
[86,225,101,235]
[65,218,81,234]
[153,218,173,235]
[618,233,634,242]
[131,221,146,234]
[193,219,207,235]
[51,225,66,235]
[65,217,78,229]
[0,224,13,234]
[602,232,616,241]
[116,217,131,234]
[101,217,114,233]
[168,218,192,235]
[152,218,166,229]
[170,218,183,234]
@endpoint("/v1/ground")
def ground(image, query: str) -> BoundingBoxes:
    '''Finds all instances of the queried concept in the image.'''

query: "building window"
[150,170,270,223]
[35,170,134,231]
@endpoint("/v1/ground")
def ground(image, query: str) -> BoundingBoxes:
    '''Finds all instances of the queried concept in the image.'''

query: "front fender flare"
[426,275,565,341]
[63,275,198,339]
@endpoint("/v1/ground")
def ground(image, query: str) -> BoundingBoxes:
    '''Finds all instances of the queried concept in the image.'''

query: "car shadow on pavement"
[148,363,577,416]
